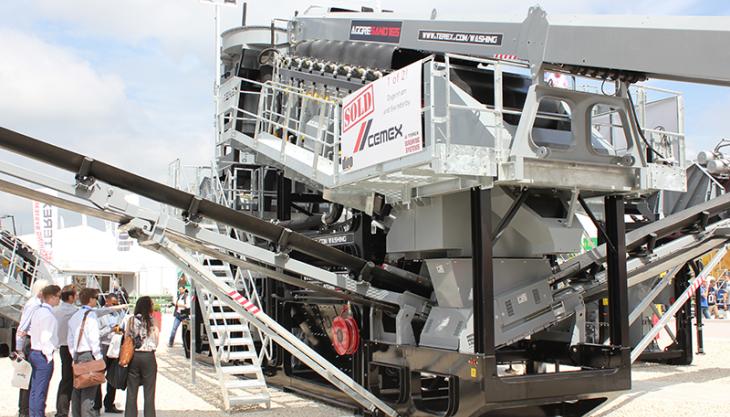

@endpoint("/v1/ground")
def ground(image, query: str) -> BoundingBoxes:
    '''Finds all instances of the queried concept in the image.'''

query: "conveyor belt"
[0,127,431,296]
[550,191,730,286]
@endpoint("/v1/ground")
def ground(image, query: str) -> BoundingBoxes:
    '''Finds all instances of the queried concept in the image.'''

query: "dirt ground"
[1,314,728,417]
[594,320,730,417]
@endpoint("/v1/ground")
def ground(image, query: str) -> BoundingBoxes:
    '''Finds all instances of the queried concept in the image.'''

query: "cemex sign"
[341,60,423,172]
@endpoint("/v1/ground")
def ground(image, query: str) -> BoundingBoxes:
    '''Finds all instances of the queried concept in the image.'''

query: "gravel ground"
[1,315,728,417]
[595,320,730,417]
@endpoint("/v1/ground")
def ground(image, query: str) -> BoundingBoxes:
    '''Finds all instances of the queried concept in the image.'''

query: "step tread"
[228,394,270,405]
[221,365,261,374]
[224,379,267,389]
[210,337,255,346]
[224,351,258,360]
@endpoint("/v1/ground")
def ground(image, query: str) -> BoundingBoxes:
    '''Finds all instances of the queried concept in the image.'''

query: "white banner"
[341,60,423,172]
[32,192,58,263]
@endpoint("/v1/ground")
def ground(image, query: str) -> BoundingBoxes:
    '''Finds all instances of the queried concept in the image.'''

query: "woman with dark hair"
[124,296,159,417]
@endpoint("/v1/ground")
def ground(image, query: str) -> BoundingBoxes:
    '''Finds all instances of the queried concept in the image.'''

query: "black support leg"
[470,187,494,356]
[690,261,705,355]
[277,173,291,221]
[605,195,629,346]
[669,264,694,365]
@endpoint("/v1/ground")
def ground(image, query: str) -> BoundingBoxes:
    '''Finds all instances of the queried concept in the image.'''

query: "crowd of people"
[14,280,161,417]
[699,274,730,319]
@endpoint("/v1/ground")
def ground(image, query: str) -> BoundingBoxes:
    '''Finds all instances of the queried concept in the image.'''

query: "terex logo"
[342,85,374,133]
[352,120,403,153]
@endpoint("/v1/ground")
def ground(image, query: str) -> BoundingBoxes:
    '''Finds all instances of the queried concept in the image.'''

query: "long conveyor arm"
[0,126,431,296]
[551,192,730,286]
[295,7,730,85]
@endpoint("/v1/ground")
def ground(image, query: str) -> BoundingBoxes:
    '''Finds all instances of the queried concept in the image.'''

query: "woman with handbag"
[67,288,106,417]
[124,296,160,417]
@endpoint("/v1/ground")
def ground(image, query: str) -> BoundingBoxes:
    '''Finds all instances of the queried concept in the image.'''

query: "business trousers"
[55,345,74,417]
[124,351,157,417]
[29,350,54,417]
[94,344,117,411]
[19,336,32,416]
[71,352,98,417]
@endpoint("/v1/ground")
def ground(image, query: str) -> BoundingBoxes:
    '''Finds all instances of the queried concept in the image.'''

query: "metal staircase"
[151,237,399,417]
[0,230,48,322]
[167,162,270,410]
[196,244,271,410]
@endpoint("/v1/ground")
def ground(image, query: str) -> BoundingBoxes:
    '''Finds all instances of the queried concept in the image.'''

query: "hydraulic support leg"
[470,186,494,356]
[631,246,727,362]
[691,260,705,355]
[670,264,694,365]
[276,174,291,221]
[605,195,629,347]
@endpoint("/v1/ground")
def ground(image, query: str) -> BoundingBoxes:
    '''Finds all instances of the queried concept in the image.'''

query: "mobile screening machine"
[2,6,730,417]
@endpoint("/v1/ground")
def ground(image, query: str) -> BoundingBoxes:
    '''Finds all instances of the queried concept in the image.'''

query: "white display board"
[340,61,423,172]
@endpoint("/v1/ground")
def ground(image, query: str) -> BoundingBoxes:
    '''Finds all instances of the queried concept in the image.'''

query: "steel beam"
[631,245,727,362]
[605,195,629,346]
[471,186,494,355]
[628,268,678,325]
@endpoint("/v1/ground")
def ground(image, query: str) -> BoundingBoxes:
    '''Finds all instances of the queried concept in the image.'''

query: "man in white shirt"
[68,288,103,417]
[94,293,125,414]
[28,284,61,417]
[15,278,49,417]
[53,284,78,417]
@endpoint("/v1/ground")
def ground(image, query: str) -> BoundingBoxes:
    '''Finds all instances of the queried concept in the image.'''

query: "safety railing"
[0,232,41,288]
[223,76,342,176]
[218,53,687,197]
[210,173,273,362]
[440,53,531,153]
[0,230,56,320]
[580,83,686,168]
[442,53,687,169]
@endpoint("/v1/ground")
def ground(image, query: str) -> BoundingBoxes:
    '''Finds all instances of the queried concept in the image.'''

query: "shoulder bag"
[118,316,135,367]
[72,311,107,389]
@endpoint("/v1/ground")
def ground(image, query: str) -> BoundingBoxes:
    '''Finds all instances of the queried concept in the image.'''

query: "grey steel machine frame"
[1,6,730,417]
[0,125,730,415]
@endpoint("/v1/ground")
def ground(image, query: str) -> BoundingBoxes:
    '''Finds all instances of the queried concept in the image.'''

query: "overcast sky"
[1,0,729,234]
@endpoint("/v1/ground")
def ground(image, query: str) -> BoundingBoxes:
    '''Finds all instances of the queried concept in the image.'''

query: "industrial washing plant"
[2,5,730,417]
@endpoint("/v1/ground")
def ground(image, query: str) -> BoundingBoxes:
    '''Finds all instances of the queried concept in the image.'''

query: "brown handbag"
[72,311,107,389]
[118,317,135,367]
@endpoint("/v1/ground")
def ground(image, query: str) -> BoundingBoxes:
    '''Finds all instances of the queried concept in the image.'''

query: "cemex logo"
[352,119,403,153]
[342,85,374,133]
[349,20,402,43]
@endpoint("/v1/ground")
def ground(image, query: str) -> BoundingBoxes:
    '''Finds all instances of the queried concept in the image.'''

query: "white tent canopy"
[20,221,179,297]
